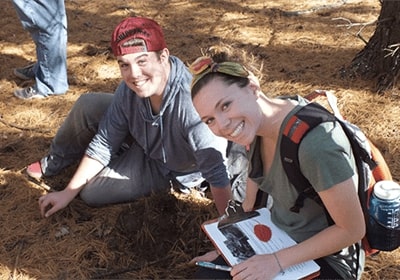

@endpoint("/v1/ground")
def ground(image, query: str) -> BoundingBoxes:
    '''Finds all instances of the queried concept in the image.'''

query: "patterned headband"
[189,56,249,90]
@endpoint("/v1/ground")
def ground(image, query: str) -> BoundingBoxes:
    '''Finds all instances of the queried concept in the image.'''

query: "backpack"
[280,90,399,256]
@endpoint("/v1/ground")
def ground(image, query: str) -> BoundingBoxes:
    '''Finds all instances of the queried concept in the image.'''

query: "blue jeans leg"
[12,0,68,95]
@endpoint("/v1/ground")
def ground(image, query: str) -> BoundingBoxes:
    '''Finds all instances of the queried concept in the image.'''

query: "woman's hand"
[231,254,280,280]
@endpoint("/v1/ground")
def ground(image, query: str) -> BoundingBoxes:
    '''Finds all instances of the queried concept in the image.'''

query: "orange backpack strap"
[368,139,392,182]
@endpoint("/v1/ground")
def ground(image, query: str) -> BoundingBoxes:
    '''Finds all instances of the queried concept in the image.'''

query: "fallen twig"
[11,240,25,279]
[281,2,347,16]
[28,177,53,192]
[332,17,377,44]
[384,43,400,58]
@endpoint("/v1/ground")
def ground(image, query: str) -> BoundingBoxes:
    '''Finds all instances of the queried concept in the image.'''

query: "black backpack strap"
[281,102,336,213]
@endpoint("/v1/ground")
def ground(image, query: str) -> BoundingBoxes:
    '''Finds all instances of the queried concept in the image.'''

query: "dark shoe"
[13,63,35,80]
[14,87,46,100]
[26,161,43,179]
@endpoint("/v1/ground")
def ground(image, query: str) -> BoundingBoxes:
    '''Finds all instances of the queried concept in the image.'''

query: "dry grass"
[0,0,399,279]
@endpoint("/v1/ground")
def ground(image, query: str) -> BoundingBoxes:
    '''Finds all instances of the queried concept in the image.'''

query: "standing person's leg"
[12,0,68,97]
[80,141,172,206]
[28,93,114,178]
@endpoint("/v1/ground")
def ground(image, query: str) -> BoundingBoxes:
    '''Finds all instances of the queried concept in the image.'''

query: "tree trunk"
[349,0,400,93]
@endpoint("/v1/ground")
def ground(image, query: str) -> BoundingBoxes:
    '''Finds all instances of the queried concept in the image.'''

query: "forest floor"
[0,0,399,279]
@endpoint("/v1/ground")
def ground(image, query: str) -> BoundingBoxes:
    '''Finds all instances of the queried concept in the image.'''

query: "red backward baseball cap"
[111,17,167,56]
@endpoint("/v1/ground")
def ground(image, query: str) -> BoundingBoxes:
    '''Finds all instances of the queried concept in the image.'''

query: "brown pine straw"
[0,171,217,279]
[1,0,400,279]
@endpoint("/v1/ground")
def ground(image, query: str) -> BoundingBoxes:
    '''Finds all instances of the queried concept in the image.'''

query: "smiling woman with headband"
[189,45,366,280]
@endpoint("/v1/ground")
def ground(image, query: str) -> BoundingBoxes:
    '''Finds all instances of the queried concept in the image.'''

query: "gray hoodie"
[86,56,230,187]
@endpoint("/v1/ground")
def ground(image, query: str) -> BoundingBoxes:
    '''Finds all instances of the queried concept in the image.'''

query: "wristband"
[273,252,285,275]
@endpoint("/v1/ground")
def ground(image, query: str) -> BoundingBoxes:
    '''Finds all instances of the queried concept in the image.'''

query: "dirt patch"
[0,0,399,279]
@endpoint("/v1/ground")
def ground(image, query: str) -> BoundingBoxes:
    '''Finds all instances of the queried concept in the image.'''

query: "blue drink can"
[368,180,400,251]
[369,181,400,229]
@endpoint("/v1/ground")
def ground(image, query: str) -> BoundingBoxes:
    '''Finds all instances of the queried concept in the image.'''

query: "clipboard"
[201,200,321,280]
[217,200,259,229]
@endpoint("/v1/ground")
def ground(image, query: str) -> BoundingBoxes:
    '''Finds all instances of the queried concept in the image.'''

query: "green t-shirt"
[249,114,356,241]
[248,96,363,278]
